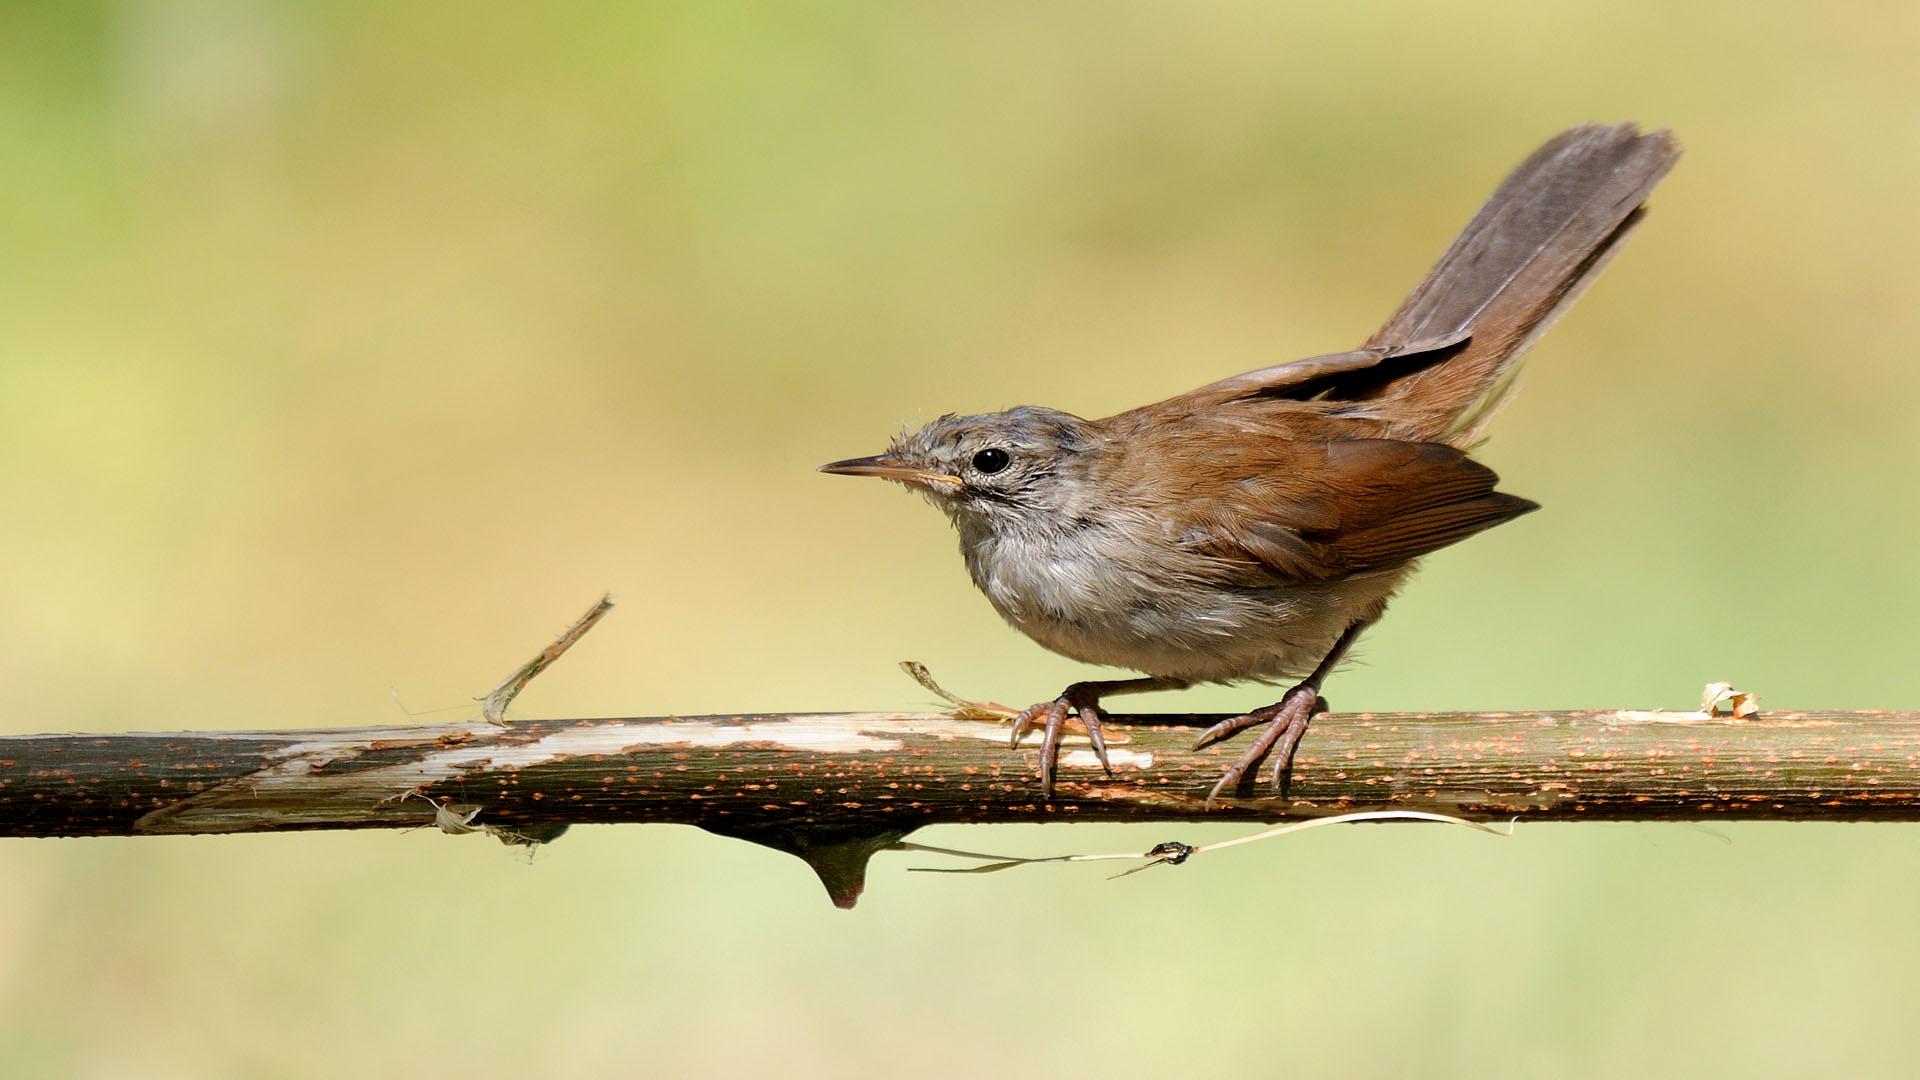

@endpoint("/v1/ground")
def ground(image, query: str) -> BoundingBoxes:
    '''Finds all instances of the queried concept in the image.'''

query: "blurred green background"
[4,1,1919,1076]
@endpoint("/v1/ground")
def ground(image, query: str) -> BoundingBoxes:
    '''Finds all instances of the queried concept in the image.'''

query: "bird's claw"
[1010,687,1113,797]
[1200,686,1327,807]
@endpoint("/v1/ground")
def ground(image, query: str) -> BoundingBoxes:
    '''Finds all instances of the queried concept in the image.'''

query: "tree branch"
[10,706,1920,833]
[8,706,1915,903]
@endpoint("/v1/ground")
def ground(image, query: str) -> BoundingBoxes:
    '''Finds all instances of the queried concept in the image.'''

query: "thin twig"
[894,809,1507,877]
[480,594,615,724]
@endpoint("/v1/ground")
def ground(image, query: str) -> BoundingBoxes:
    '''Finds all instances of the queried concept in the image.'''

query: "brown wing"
[1115,332,1470,419]
[1140,434,1537,585]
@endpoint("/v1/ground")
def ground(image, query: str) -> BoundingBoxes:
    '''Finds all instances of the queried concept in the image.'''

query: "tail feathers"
[1341,123,1681,445]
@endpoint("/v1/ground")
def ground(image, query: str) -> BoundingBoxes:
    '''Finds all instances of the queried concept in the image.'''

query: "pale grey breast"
[954,503,1407,684]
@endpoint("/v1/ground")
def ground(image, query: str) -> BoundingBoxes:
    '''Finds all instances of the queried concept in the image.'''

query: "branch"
[5,705,1918,902]
[6,601,1908,906]
[12,706,1920,837]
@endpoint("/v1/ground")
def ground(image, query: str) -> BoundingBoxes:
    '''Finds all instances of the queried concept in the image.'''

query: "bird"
[820,123,1680,804]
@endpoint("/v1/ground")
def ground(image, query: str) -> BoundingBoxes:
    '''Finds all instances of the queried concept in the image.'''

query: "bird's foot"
[1009,682,1113,797]
[1193,684,1328,806]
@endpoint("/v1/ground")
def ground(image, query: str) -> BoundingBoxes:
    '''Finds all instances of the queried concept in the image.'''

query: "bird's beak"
[817,455,963,490]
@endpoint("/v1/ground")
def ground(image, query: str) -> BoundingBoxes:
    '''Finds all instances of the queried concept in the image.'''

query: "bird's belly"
[962,528,1403,684]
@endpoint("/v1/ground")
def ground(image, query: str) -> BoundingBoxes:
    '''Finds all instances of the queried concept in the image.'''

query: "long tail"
[1337,123,1681,446]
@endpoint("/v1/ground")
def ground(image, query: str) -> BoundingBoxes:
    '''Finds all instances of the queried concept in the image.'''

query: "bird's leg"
[1011,676,1189,797]
[1192,621,1368,806]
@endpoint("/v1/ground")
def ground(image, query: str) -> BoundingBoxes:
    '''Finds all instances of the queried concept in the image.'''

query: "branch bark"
[8,707,1916,904]
[9,706,1920,835]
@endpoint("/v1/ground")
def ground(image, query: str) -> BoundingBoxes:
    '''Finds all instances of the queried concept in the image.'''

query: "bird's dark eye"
[971,448,1010,474]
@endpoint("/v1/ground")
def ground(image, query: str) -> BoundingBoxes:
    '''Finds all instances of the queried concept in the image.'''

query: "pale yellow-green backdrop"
[4,2,1918,1077]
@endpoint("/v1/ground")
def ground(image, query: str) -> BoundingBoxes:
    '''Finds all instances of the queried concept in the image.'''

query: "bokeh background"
[4,2,1919,1076]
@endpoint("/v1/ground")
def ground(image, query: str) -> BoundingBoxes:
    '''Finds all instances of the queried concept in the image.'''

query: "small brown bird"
[822,123,1680,803]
